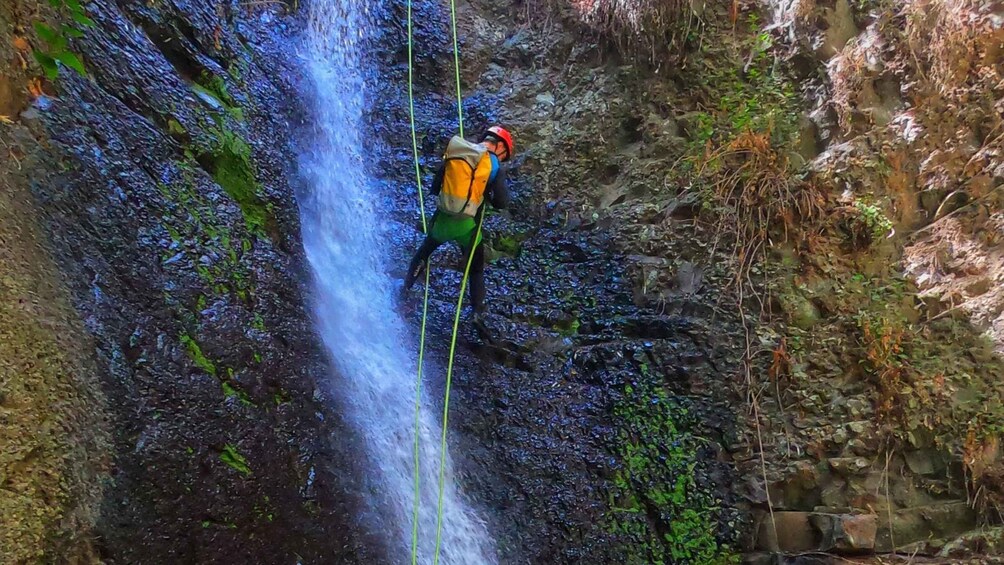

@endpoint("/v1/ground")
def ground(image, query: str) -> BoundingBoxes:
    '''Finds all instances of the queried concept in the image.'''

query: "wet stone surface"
[367,3,747,559]
[4,0,748,561]
[5,0,374,562]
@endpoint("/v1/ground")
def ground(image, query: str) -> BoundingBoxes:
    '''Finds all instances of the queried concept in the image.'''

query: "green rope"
[432,0,473,562]
[406,0,475,560]
[412,267,430,564]
[406,0,430,563]
[432,217,483,565]
[407,0,427,230]
[448,0,464,137]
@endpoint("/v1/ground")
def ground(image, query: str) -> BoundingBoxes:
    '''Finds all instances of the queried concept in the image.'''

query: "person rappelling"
[401,126,514,327]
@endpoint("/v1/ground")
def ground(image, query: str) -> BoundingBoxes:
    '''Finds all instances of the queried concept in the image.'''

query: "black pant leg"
[405,237,441,290]
[465,243,486,313]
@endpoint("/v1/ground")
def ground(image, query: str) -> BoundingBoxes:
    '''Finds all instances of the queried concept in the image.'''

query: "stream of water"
[296,1,496,563]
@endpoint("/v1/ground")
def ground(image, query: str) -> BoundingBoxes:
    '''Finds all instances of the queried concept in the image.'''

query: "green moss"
[189,74,270,239]
[493,231,528,257]
[608,381,738,564]
[167,118,187,137]
[273,390,290,406]
[553,317,580,336]
[251,313,266,331]
[180,333,216,376]
[222,381,254,407]
[159,158,257,304]
[201,73,235,106]
[220,444,251,475]
[192,71,246,124]
[207,127,270,237]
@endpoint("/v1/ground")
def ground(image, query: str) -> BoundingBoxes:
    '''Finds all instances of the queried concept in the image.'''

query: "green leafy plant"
[853,199,894,240]
[33,0,95,79]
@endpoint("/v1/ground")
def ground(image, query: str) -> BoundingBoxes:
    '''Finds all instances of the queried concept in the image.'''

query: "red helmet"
[485,126,514,161]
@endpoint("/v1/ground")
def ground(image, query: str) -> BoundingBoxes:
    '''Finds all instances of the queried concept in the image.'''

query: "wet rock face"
[4,0,372,562]
[367,2,746,560]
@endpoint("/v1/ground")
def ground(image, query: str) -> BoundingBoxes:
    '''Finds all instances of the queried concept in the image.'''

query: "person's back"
[402,126,514,321]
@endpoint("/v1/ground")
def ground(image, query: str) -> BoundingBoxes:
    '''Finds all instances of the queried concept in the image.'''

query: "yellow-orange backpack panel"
[438,135,493,218]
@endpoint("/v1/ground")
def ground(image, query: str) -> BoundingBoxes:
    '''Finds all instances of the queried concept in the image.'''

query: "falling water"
[296,1,496,563]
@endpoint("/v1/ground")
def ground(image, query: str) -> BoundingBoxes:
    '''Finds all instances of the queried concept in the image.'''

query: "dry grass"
[906,0,1004,99]
[521,0,693,64]
[696,130,824,297]
[964,428,1004,524]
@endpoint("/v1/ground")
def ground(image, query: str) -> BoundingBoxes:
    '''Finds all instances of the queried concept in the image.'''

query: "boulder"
[756,511,819,552]
[875,502,979,552]
[811,512,878,551]
[757,510,879,553]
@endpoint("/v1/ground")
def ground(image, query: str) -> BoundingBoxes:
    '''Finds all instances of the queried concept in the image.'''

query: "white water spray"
[297,1,496,563]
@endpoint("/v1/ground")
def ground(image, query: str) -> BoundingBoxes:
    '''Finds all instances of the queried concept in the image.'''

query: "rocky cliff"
[2,1,373,562]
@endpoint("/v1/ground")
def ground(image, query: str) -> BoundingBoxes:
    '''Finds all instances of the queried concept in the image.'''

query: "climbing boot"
[403,261,426,294]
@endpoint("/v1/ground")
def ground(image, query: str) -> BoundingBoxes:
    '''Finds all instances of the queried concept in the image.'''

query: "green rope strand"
[448,0,464,137]
[406,0,430,562]
[431,0,472,560]
[432,215,484,565]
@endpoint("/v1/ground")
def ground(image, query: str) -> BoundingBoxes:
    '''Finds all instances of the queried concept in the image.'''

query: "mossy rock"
[203,128,273,238]
[780,291,820,330]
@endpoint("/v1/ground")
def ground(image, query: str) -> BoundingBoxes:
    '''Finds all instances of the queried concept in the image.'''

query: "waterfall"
[296,1,496,563]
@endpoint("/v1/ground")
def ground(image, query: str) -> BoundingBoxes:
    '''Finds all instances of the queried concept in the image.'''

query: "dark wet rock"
[2,0,373,562]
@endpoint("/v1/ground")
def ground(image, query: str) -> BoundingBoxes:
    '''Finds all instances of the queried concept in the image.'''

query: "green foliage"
[33,0,94,79]
[691,112,714,147]
[716,42,797,148]
[853,199,894,240]
[180,333,216,376]
[683,14,799,166]
[220,444,251,475]
[609,381,737,563]
[678,12,803,232]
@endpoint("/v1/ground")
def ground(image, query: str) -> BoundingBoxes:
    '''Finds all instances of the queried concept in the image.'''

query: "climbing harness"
[406,0,489,562]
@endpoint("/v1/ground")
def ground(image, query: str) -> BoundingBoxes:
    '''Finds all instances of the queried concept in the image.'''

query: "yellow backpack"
[438,136,493,218]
